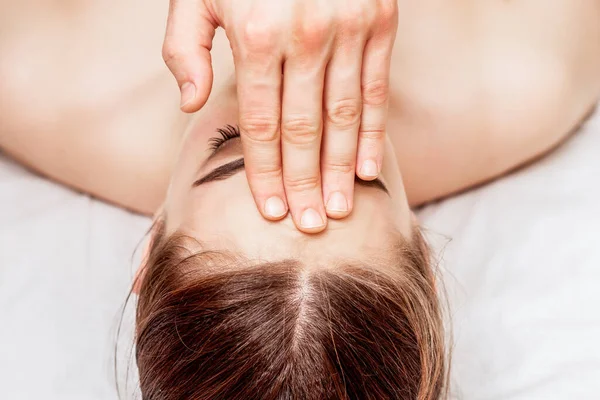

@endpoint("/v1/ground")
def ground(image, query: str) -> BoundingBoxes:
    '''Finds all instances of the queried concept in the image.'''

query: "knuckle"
[249,164,283,181]
[324,158,355,174]
[284,174,320,192]
[282,117,321,145]
[326,98,362,128]
[294,17,332,48]
[161,40,185,66]
[373,0,398,32]
[362,78,389,106]
[239,113,280,143]
[360,126,386,141]
[340,7,368,33]
[378,0,398,21]
[241,21,279,53]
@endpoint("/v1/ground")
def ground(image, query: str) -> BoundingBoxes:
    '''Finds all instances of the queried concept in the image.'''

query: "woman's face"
[161,79,413,262]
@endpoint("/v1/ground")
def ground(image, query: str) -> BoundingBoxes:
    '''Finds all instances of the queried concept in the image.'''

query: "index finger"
[235,39,288,221]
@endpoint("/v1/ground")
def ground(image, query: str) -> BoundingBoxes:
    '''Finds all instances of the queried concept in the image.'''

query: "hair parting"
[128,220,449,399]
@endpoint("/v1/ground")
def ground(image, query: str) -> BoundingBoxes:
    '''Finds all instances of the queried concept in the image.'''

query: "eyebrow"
[193,158,390,195]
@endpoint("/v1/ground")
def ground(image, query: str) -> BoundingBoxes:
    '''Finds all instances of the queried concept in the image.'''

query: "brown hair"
[135,222,447,399]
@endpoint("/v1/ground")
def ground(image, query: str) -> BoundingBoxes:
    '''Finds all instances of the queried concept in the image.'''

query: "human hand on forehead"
[162,0,398,233]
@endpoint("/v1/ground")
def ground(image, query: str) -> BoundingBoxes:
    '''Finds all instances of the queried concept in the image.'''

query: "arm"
[0,74,187,215]
[0,0,196,216]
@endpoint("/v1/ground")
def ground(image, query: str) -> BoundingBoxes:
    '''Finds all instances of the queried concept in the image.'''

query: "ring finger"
[321,33,366,219]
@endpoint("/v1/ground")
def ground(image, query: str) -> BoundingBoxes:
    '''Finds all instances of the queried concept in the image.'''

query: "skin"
[161,78,413,264]
[163,0,400,234]
[1,0,599,232]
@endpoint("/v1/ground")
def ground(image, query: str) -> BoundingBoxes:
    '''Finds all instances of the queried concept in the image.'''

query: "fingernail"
[264,196,287,219]
[360,160,378,178]
[326,191,348,213]
[300,208,325,229]
[180,82,196,108]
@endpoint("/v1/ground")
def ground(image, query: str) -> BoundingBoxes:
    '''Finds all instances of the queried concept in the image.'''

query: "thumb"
[163,0,217,113]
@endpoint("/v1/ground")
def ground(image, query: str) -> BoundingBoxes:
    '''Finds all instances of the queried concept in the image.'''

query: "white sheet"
[1,108,599,399]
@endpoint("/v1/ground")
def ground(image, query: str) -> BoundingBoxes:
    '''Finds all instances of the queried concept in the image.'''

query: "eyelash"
[208,124,241,151]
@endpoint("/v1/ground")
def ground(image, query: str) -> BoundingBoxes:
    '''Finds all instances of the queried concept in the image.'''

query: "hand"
[163,0,398,233]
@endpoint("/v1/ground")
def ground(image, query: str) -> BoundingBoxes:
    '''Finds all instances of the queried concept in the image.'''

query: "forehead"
[166,81,412,263]
[176,172,401,263]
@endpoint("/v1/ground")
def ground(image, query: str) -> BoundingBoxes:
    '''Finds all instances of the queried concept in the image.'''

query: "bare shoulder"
[389,0,600,205]
[0,0,189,215]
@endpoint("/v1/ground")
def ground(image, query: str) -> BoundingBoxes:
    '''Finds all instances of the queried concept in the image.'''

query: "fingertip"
[178,59,214,113]
[264,196,288,220]
[357,159,379,181]
[179,82,212,113]
[298,208,327,233]
[179,79,212,113]
[325,191,352,219]
[179,82,196,109]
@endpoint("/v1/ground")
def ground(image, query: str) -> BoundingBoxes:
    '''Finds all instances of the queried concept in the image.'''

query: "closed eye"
[208,124,241,154]
[193,157,389,196]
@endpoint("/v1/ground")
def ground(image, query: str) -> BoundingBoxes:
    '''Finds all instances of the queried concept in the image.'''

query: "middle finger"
[281,17,333,233]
